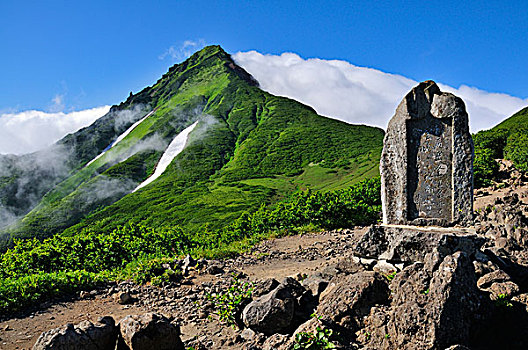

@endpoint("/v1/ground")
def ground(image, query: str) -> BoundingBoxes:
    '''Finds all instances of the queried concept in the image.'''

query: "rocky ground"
[1,161,528,350]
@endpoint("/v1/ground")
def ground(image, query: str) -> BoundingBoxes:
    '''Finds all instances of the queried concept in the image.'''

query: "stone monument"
[354,81,479,263]
[381,80,474,227]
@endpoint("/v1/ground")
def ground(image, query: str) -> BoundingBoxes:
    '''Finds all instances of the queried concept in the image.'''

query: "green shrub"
[118,256,182,285]
[504,132,528,172]
[495,293,513,309]
[292,326,336,349]
[206,274,254,327]
[474,147,499,188]
[0,178,381,314]
[0,270,104,313]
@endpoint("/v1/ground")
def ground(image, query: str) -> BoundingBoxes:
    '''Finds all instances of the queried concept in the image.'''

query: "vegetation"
[494,293,513,309]
[0,178,381,314]
[292,315,337,350]
[473,106,528,187]
[206,273,254,327]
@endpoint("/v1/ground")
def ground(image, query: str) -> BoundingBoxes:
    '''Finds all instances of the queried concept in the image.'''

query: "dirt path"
[1,175,526,349]
[0,229,364,350]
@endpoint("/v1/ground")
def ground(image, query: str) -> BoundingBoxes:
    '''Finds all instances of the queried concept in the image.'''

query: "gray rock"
[114,292,133,305]
[182,254,196,276]
[316,271,389,330]
[477,270,511,290]
[205,264,224,275]
[302,273,329,298]
[380,81,473,227]
[239,328,257,341]
[253,278,280,298]
[33,316,117,350]
[118,313,183,350]
[355,225,484,263]
[242,284,296,335]
[373,260,398,274]
[363,252,479,350]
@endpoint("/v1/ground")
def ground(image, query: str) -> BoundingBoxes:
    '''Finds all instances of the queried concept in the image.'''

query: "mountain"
[0,45,383,249]
[473,106,528,186]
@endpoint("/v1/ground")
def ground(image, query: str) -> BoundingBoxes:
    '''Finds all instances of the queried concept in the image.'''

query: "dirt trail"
[0,229,365,350]
[1,175,526,349]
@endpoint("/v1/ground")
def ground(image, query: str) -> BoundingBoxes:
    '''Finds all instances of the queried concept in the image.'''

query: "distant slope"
[473,106,528,186]
[2,45,383,247]
[494,106,528,131]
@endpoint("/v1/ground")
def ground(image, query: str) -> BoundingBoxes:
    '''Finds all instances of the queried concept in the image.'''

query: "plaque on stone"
[380,81,473,227]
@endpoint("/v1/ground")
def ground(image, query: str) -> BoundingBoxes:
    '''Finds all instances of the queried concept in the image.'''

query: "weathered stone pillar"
[381,80,474,227]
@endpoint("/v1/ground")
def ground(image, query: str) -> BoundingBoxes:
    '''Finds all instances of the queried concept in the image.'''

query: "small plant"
[363,330,371,341]
[291,314,336,350]
[292,327,336,350]
[385,271,397,281]
[495,293,513,308]
[421,288,429,295]
[206,273,253,327]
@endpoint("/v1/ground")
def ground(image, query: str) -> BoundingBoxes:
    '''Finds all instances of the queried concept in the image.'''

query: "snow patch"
[85,109,156,167]
[133,121,199,192]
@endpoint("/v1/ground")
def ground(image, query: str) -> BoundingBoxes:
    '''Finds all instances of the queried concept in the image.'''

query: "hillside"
[1,45,383,247]
[473,106,528,187]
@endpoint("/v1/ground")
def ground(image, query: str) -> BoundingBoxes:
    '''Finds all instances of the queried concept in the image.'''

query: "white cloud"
[159,39,206,62]
[0,106,110,155]
[233,51,528,132]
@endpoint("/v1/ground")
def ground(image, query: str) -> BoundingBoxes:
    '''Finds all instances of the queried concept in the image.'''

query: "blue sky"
[1,0,526,111]
[1,0,527,153]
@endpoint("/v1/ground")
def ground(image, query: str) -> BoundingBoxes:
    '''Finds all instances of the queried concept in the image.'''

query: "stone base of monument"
[354,224,485,265]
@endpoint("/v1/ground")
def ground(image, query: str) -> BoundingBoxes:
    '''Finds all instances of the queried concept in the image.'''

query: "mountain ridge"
[0,45,384,248]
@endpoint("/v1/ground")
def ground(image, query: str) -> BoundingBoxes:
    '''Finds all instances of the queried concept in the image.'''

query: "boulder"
[363,252,479,350]
[242,279,305,335]
[33,316,117,350]
[118,313,183,350]
[316,270,389,330]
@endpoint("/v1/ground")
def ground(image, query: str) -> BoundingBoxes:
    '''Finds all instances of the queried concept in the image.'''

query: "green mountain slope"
[2,45,383,246]
[473,106,528,186]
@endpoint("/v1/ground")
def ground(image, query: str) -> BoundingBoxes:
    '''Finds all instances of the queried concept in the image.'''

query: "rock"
[252,278,280,298]
[33,316,117,350]
[182,254,196,276]
[79,290,94,299]
[118,313,183,350]
[205,264,224,275]
[373,260,397,275]
[242,283,297,335]
[316,271,389,330]
[355,225,484,263]
[114,292,133,305]
[489,281,520,299]
[354,225,387,258]
[363,252,479,350]
[477,270,511,290]
[279,277,305,299]
[239,328,256,341]
[512,293,528,312]
[261,333,289,350]
[302,273,329,298]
